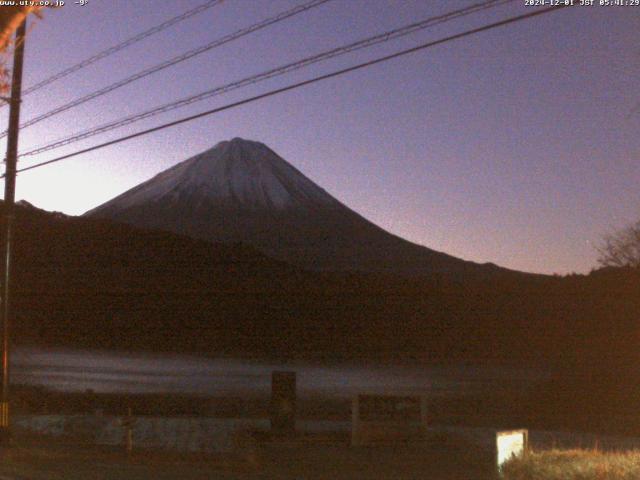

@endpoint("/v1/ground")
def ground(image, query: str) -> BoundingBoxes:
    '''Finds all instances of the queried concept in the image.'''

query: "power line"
[20,0,225,98]
[1,0,332,139]
[20,0,513,158]
[11,4,570,177]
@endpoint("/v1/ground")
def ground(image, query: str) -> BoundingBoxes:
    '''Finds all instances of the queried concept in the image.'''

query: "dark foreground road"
[0,431,496,480]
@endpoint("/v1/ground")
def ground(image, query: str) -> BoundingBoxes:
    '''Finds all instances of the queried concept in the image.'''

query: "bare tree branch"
[597,220,640,269]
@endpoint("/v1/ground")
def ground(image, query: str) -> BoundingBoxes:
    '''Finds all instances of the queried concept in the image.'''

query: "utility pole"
[0,18,26,443]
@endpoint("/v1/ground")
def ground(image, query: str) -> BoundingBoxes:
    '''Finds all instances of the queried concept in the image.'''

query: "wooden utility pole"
[0,18,26,443]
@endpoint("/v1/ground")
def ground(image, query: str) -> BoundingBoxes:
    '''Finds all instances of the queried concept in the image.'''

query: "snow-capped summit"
[94,138,338,213]
[86,138,505,276]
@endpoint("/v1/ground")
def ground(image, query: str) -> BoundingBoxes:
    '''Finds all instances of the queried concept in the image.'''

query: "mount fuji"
[86,138,506,276]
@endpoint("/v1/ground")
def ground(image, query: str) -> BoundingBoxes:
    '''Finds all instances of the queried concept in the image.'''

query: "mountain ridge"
[86,137,523,278]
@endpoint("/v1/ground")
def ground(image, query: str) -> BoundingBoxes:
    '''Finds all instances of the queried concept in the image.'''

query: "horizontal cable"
[2,0,332,138]
[20,0,513,158]
[21,0,225,97]
[11,4,570,176]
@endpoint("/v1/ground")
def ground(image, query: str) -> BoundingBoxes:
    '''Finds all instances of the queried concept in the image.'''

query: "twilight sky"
[1,0,638,275]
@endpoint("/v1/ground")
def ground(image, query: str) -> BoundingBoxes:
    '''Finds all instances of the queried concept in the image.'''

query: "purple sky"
[2,0,639,274]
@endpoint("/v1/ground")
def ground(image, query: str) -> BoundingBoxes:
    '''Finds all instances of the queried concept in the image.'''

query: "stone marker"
[271,371,296,435]
[352,394,428,446]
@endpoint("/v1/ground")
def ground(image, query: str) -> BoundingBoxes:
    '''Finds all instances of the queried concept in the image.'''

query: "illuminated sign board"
[496,429,528,469]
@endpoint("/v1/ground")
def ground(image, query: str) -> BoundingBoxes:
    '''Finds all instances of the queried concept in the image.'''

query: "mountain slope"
[86,138,509,277]
[5,201,639,367]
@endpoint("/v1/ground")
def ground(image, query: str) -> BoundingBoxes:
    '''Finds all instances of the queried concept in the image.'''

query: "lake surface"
[11,347,546,398]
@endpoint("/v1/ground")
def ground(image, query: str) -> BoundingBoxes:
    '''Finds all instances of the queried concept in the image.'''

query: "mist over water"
[11,347,545,397]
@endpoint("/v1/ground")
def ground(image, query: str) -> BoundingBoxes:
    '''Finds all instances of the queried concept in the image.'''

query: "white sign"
[496,429,527,469]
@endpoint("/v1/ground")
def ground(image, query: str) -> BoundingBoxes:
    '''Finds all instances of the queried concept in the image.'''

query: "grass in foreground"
[503,449,640,480]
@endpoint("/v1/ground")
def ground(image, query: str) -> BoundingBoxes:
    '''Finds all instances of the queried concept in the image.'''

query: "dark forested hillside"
[4,202,639,369]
